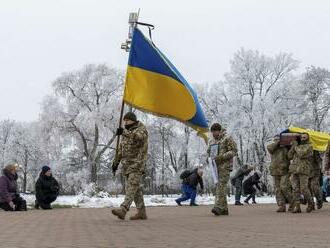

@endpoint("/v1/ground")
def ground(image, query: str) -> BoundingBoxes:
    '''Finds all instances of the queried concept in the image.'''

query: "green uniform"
[116,121,148,212]
[267,141,292,206]
[309,151,322,204]
[288,141,313,205]
[208,133,237,212]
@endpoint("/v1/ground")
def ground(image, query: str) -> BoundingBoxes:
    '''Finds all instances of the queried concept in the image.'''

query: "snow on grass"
[22,193,277,208]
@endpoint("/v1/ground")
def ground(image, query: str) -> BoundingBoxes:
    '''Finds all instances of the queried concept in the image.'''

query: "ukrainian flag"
[124,28,209,140]
[288,126,330,151]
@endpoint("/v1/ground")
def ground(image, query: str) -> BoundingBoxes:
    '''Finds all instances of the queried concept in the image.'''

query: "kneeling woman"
[0,164,27,211]
[35,166,59,209]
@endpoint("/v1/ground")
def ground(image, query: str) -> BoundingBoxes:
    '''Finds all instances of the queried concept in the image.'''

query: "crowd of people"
[267,134,330,213]
[1,111,330,219]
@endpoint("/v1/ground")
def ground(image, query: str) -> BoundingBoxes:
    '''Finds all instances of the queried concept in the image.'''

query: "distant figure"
[35,166,60,210]
[231,164,253,205]
[243,172,261,204]
[175,168,204,206]
[0,164,27,211]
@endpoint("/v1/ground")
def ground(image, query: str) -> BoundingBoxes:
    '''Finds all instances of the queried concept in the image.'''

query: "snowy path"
[22,193,278,208]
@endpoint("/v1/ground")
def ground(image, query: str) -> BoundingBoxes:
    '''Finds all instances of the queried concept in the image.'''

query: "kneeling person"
[35,166,60,210]
[0,164,27,211]
[175,168,204,206]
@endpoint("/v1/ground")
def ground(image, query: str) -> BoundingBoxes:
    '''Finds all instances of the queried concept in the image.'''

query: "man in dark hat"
[207,123,237,216]
[111,112,149,220]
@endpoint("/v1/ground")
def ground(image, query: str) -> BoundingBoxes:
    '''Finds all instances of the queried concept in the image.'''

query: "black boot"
[190,203,199,206]
[211,207,221,216]
[35,200,40,209]
[40,203,52,210]
[235,201,243,206]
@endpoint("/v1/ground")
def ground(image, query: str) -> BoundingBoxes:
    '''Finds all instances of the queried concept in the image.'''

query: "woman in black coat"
[35,166,59,209]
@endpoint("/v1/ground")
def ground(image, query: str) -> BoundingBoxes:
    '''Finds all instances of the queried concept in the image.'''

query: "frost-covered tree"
[299,66,330,131]
[41,64,124,184]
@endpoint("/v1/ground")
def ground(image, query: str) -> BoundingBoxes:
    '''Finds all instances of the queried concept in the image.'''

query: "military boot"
[306,202,314,213]
[219,209,229,215]
[292,203,302,213]
[112,207,127,220]
[311,202,315,211]
[130,207,147,220]
[211,207,221,216]
[317,200,323,209]
[276,205,286,213]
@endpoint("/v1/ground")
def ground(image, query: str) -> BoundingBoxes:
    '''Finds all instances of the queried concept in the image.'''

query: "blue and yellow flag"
[124,28,209,140]
[288,126,330,151]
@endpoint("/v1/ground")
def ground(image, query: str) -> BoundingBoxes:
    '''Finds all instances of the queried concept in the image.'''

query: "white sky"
[1,0,330,121]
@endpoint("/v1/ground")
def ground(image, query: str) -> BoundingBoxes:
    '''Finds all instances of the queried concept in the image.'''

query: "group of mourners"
[267,134,330,213]
[0,164,60,211]
[1,111,330,219]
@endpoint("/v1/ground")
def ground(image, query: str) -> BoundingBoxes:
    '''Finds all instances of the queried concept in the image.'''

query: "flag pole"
[114,11,140,172]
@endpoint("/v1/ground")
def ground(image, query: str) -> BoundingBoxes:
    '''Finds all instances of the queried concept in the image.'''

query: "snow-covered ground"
[22,193,277,208]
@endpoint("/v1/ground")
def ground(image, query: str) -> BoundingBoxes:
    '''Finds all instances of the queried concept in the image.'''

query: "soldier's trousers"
[309,175,322,203]
[215,168,230,211]
[120,173,145,211]
[290,174,312,204]
[273,175,292,206]
[234,178,243,202]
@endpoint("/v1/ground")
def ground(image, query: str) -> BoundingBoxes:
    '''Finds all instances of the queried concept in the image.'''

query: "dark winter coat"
[35,174,60,202]
[243,172,261,195]
[231,166,253,185]
[181,169,204,190]
[0,169,18,203]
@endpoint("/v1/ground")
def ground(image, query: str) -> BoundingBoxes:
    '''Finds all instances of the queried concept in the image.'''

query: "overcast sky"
[1,0,330,121]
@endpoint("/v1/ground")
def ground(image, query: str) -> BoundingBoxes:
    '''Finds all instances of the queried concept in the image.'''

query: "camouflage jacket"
[287,142,313,176]
[310,151,322,177]
[324,142,330,171]
[207,133,237,171]
[267,141,290,176]
[117,121,148,175]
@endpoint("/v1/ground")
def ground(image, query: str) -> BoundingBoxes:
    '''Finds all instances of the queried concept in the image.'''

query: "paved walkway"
[1,203,330,248]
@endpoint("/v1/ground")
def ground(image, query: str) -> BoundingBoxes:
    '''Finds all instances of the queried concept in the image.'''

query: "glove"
[116,127,124,136]
[112,161,120,175]
[290,140,298,147]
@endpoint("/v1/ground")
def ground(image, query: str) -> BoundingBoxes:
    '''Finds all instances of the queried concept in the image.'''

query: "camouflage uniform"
[288,141,313,212]
[208,132,237,214]
[309,151,322,208]
[267,141,292,209]
[116,121,148,212]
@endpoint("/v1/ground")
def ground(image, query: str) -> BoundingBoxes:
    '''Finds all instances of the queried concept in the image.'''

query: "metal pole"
[114,11,139,173]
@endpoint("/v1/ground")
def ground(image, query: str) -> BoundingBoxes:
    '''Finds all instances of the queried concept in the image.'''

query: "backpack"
[180,170,192,180]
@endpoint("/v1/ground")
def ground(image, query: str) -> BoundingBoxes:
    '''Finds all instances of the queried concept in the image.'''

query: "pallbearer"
[267,135,293,212]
